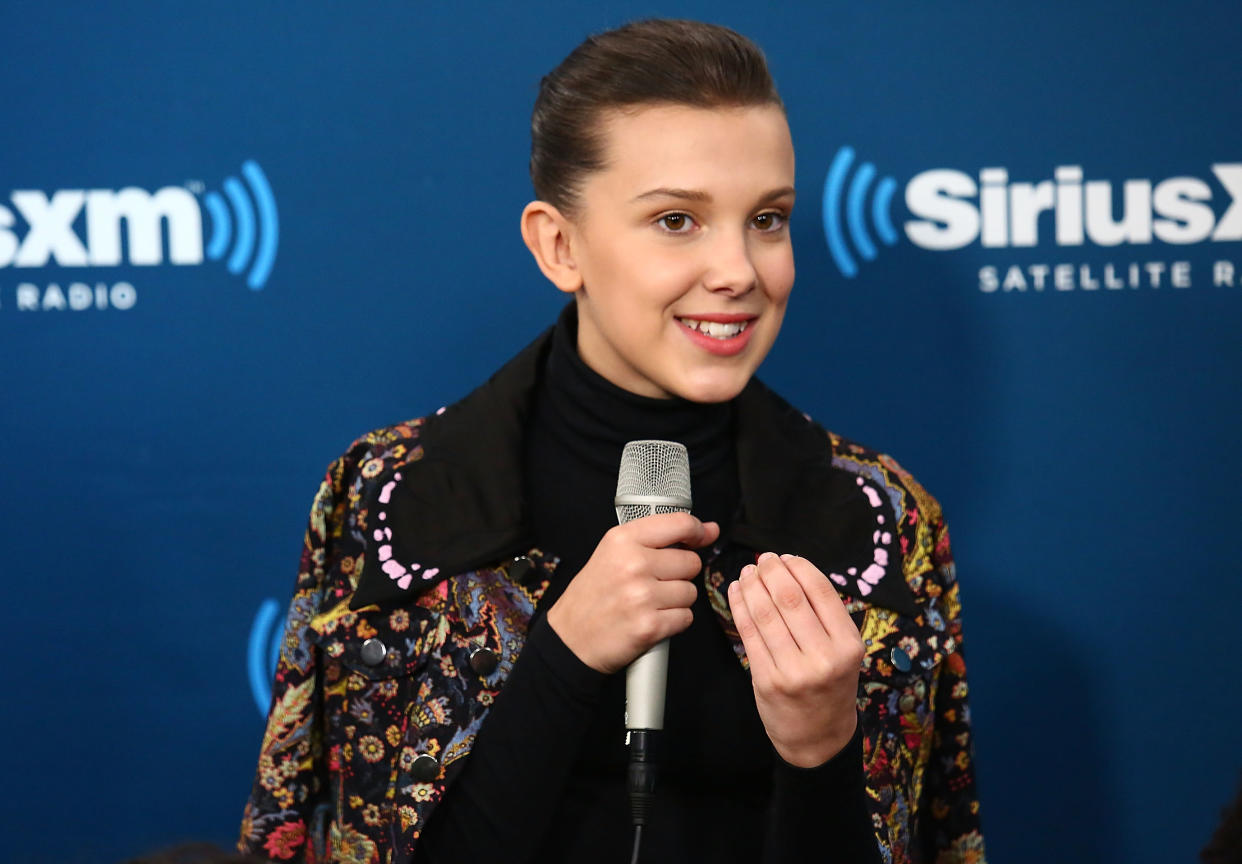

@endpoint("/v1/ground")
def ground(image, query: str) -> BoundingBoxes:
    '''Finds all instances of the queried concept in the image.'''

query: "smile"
[676,317,751,339]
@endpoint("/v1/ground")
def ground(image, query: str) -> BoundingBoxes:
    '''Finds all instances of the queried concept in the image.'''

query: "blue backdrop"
[3,3,1239,862]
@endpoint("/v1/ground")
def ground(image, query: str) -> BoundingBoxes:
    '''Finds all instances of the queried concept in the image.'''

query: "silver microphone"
[615,439,692,732]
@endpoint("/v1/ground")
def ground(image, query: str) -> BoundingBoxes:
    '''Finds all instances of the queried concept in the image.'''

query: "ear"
[520,200,583,294]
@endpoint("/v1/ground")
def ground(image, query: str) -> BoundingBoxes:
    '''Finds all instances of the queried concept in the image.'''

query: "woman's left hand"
[727,552,865,768]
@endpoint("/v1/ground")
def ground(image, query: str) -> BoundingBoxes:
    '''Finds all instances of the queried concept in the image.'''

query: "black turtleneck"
[524,302,738,611]
[415,305,878,864]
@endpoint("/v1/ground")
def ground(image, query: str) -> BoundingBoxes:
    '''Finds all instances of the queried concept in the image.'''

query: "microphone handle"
[625,639,669,731]
[617,496,686,734]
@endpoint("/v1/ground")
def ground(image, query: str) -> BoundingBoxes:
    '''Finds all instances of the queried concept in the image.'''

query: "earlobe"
[520,201,583,294]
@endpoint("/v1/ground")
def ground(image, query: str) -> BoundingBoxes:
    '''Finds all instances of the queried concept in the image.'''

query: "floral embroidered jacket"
[239,328,986,864]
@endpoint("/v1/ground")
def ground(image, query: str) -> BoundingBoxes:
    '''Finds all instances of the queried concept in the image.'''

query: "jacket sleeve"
[238,451,357,863]
[765,722,882,863]
[917,515,987,864]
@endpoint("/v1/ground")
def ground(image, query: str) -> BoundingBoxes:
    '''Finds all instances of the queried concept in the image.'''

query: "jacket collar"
[354,325,918,617]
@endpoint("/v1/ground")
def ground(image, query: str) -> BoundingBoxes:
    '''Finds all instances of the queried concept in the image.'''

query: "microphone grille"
[615,440,692,524]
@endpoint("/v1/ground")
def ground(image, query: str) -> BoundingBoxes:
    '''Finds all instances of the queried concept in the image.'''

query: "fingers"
[728,552,863,668]
[622,512,720,551]
[654,606,694,640]
[727,576,777,681]
[780,554,856,638]
[755,554,834,655]
[776,554,864,671]
[730,555,828,671]
[649,575,697,610]
[696,519,722,548]
[649,547,707,582]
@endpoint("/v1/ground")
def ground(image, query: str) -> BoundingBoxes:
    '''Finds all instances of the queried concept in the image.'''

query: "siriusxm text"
[0,187,202,267]
[905,164,1242,250]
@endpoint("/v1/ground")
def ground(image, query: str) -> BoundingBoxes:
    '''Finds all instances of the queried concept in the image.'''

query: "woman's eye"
[657,213,695,233]
[752,211,787,232]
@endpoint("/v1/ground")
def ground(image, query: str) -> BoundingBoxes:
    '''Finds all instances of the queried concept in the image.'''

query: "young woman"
[241,19,985,864]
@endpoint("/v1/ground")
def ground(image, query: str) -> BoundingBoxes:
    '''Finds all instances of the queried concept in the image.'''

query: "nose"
[702,227,757,296]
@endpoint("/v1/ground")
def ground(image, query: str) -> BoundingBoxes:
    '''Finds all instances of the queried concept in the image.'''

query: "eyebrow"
[630,185,796,205]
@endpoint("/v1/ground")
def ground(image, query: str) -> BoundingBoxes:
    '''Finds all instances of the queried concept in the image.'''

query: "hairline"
[554,99,789,218]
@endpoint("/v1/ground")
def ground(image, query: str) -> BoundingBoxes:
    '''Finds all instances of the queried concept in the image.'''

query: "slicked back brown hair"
[530,19,784,216]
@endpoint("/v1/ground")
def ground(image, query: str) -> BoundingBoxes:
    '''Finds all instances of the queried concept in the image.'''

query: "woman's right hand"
[546,513,720,674]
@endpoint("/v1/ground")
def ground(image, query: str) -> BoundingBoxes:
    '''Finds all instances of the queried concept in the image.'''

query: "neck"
[541,302,733,475]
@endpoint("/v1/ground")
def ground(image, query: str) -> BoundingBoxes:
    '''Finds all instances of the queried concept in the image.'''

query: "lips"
[677,317,751,339]
[676,314,758,356]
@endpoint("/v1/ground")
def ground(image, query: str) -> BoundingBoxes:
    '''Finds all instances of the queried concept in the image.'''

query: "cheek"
[588,241,687,303]
[622,259,701,311]
[760,248,796,302]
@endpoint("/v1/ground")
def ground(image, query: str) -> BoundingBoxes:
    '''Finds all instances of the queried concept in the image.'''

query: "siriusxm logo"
[0,159,278,290]
[821,147,901,278]
[248,597,283,716]
[822,146,1242,278]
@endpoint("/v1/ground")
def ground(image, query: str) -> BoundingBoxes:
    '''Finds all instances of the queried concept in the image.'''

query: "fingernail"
[757,552,777,564]
[779,553,795,561]
[728,580,739,596]
[741,564,755,579]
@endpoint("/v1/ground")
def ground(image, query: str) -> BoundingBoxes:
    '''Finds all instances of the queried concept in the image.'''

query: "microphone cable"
[627,728,659,864]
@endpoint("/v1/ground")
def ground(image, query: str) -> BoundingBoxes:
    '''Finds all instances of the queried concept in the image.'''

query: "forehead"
[588,103,795,196]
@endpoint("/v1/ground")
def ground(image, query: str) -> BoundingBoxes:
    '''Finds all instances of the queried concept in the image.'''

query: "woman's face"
[564,103,796,403]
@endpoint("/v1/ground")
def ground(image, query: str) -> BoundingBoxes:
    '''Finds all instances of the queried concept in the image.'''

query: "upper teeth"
[679,318,749,339]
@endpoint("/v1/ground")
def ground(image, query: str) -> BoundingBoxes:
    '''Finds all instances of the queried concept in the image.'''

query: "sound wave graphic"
[203,160,279,290]
[247,597,283,716]
[821,146,899,278]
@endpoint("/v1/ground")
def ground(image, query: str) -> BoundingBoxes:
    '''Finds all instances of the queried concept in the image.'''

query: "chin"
[671,370,753,404]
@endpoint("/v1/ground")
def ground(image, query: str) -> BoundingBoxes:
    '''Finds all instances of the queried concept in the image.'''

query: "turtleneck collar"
[540,302,734,479]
